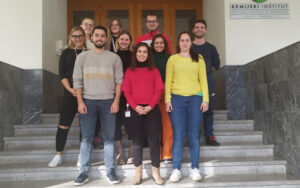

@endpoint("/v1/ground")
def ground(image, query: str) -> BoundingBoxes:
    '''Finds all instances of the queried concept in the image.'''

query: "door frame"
[99,0,135,39]
[170,0,203,51]
[67,0,203,51]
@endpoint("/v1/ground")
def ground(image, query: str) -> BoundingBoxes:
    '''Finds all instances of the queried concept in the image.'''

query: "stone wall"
[0,62,63,150]
[23,70,43,124]
[43,70,63,113]
[244,42,300,176]
[213,41,300,177]
[0,61,23,150]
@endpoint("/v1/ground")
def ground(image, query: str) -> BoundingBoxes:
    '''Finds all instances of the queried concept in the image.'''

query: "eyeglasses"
[146,20,158,23]
[72,35,84,39]
[83,22,94,27]
[111,24,120,27]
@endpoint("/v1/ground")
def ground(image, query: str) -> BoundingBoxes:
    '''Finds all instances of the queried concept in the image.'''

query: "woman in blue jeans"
[165,31,209,182]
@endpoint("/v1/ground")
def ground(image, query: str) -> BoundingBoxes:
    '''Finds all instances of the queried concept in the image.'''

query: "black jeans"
[115,95,130,140]
[128,104,161,168]
[59,89,77,127]
[56,89,77,152]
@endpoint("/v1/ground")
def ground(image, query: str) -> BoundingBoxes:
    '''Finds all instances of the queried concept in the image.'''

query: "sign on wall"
[230,2,289,19]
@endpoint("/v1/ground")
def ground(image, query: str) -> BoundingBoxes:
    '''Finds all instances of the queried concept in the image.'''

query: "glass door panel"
[99,1,134,39]
[67,0,99,34]
[175,10,196,37]
[170,1,203,52]
[73,10,95,27]
[107,10,129,31]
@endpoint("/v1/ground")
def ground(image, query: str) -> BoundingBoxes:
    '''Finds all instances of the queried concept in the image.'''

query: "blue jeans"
[80,99,116,175]
[169,94,203,170]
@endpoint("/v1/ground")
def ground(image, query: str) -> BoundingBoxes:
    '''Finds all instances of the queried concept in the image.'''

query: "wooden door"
[99,0,135,39]
[67,0,203,52]
[169,0,203,51]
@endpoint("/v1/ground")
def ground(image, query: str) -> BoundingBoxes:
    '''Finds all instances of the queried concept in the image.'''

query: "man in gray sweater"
[73,25,123,186]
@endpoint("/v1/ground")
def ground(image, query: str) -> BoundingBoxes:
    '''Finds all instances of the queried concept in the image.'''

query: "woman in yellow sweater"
[165,31,209,182]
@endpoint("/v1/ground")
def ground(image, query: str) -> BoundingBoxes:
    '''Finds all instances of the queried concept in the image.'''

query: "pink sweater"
[122,67,164,109]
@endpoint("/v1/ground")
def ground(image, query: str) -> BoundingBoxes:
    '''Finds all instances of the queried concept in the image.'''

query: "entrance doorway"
[68,0,203,51]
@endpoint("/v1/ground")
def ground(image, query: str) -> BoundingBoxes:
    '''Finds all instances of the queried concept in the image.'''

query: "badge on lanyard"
[125,104,131,117]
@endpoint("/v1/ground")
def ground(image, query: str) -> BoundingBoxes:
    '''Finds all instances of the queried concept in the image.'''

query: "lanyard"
[112,37,117,52]
[74,48,79,58]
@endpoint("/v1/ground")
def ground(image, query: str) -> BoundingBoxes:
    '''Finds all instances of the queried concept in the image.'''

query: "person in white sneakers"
[48,26,86,168]
[165,31,209,182]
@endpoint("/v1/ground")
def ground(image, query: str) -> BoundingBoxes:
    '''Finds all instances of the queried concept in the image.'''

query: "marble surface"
[0,65,63,150]
[213,41,300,177]
[0,62,23,150]
[213,66,247,120]
[212,68,226,110]
[43,70,63,113]
[23,70,43,124]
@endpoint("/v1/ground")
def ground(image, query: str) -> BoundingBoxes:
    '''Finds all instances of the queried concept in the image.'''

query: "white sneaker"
[127,157,134,164]
[169,169,181,182]
[76,153,81,167]
[48,154,62,167]
[190,168,202,181]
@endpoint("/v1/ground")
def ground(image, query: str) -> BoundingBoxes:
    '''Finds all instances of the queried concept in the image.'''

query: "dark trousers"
[56,89,77,152]
[115,95,130,140]
[59,89,78,127]
[128,105,161,168]
[204,73,215,138]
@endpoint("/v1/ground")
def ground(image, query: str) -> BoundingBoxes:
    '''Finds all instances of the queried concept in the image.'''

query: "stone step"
[4,131,263,151]
[48,174,300,188]
[1,174,300,188]
[0,145,274,165]
[41,110,228,124]
[13,120,254,137]
[0,158,287,181]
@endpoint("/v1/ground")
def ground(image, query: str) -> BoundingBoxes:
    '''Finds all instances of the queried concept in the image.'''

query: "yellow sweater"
[165,54,209,103]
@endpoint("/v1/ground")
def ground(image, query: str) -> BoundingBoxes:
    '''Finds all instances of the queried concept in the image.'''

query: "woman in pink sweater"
[122,42,164,185]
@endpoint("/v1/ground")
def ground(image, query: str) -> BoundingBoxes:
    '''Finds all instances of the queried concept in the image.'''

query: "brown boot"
[133,165,142,185]
[115,141,126,165]
[152,166,163,185]
[127,140,134,164]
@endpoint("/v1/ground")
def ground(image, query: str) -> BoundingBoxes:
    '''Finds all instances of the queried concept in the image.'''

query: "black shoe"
[106,168,120,184]
[206,136,221,146]
[73,173,89,186]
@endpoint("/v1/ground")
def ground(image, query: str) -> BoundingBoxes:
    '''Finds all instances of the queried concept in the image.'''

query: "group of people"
[48,13,221,186]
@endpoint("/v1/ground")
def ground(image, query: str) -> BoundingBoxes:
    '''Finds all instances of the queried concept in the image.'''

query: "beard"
[94,41,105,49]
[194,33,204,39]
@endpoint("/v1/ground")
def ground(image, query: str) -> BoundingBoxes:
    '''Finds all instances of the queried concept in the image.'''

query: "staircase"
[1,111,300,188]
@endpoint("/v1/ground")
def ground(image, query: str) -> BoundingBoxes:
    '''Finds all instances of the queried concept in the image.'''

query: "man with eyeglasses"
[135,13,172,54]
[80,18,94,49]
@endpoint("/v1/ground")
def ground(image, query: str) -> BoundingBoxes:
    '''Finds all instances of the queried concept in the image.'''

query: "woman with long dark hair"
[165,31,209,182]
[151,34,173,163]
[122,42,164,185]
[48,26,86,167]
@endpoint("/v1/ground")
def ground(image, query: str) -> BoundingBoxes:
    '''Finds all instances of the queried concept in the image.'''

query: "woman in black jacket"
[48,26,86,167]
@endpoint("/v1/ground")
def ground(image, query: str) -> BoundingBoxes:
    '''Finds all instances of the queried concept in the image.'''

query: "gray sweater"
[73,50,123,100]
